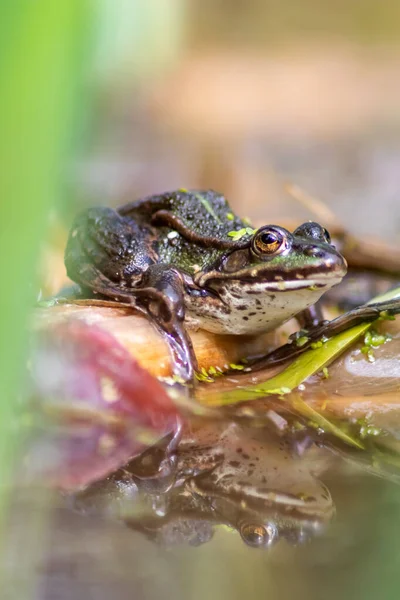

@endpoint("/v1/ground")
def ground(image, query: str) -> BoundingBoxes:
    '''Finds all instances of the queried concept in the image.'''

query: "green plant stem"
[0,0,92,529]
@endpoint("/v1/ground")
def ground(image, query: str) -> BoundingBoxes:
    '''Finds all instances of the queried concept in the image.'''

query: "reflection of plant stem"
[330,439,400,485]
[289,394,364,450]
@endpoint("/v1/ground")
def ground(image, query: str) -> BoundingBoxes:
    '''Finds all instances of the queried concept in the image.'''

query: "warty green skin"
[116,189,248,276]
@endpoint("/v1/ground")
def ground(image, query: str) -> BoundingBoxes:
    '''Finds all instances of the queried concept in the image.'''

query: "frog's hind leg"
[63,207,146,305]
[65,206,146,291]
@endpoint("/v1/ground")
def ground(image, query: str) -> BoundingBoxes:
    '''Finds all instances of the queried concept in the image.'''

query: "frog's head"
[186,471,333,548]
[193,222,347,335]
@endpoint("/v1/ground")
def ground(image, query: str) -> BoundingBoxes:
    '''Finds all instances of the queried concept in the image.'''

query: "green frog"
[65,189,347,383]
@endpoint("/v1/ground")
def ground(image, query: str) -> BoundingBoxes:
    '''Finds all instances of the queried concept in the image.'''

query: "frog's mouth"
[201,272,345,294]
[258,272,344,292]
[195,262,347,291]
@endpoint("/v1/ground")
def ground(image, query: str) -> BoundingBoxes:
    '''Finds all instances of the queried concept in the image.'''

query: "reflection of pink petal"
[30,320,180,490]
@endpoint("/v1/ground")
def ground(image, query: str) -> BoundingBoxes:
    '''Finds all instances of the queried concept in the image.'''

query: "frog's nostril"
[304,246,324,258]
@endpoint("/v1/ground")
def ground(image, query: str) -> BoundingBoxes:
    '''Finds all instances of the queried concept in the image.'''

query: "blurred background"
[74,0,400,236]
[2,1,400,599]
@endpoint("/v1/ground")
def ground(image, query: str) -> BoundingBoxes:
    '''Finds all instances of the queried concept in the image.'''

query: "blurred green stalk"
[0,0,92,527]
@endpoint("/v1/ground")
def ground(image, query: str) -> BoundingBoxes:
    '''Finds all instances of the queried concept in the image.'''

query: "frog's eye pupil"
[260,232,278,245]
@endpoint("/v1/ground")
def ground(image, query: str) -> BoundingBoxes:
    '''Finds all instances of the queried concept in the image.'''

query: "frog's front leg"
[296,303,327,329]
[134,264,198,384]
[68,265,197,383]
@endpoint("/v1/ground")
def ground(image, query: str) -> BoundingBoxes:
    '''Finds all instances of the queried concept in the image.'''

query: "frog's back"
[119,189,247,238]
[117,189,250,275]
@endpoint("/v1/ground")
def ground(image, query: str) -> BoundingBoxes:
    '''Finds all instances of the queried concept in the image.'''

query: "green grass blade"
[204,321,371,406]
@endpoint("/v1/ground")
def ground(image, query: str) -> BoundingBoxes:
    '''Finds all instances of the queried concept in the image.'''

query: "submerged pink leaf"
[28,319,181,489]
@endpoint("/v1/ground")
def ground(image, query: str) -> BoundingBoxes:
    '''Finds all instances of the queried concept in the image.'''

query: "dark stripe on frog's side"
[118,190,257,276]
[150,210,251,250]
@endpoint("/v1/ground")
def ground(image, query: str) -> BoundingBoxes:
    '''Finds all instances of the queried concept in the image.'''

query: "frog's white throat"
[185,276,341,335]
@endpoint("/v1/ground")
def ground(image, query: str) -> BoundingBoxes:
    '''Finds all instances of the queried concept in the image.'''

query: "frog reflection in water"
[65,190,347,383]
[76,422,334,548]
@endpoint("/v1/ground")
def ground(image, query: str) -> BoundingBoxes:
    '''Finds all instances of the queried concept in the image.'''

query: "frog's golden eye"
[239,522,277,548]
[252,227,285,257]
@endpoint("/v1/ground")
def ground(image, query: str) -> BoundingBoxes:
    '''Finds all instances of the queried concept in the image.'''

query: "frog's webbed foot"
[65,265,197,384]
[134,265,198,385]
[124,422,183,494]
[244,297,400,372]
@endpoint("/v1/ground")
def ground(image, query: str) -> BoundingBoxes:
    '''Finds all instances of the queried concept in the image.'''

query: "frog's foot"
[122,419,184,495]
[54,263,197,385]
[124,434,179,494]
[135,264,198,385]
[242,297,400,372]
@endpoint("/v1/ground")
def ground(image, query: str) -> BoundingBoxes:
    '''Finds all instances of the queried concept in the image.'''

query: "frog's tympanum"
[73,422,334,548]
[65,190,347,382]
